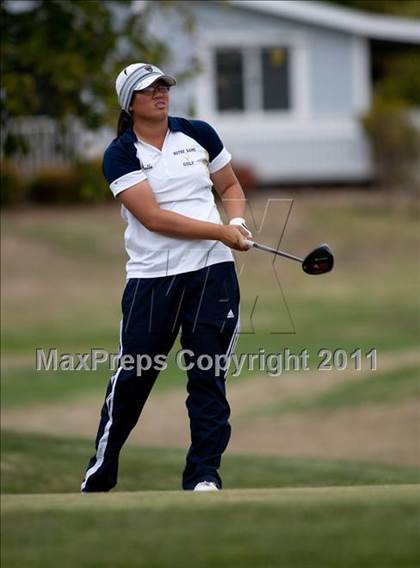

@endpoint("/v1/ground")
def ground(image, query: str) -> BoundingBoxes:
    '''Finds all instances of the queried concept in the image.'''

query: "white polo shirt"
[103,116,234,278]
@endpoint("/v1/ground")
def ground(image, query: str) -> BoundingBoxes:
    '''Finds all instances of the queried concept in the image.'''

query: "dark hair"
[117,110,133,137]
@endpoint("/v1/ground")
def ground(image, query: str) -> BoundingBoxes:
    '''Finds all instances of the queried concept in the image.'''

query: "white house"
[143,0,420,184]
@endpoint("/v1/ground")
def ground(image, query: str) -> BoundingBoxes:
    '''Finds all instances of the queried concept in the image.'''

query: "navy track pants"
[81,261,240,491]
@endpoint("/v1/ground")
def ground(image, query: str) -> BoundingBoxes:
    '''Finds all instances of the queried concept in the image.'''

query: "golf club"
[244,240,334,275]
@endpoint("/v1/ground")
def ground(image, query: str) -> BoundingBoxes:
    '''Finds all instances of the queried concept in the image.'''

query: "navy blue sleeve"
[189,120,224,162]
[102,139,142,186]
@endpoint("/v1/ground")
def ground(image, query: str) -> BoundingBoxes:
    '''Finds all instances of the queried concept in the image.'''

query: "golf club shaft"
[246,240,303,263]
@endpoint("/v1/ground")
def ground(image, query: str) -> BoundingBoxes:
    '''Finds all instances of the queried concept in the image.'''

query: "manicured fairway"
[3,430,420,494]
[2,485,419,568]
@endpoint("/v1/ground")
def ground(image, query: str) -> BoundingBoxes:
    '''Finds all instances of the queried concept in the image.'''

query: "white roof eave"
[230,0,420,44]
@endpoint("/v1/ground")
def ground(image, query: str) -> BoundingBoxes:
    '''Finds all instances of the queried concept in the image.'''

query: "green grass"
[3,213,124,262]
[2,300,419,409]
[2,431,420,495]
[3,339,418,411]
[2,196,420,408]
[1,367,108,408]
[2,486,420,567]
[249,365,420,418]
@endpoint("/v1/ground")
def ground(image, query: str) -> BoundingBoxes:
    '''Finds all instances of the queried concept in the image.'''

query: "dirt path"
[3,349,419,466]
[230,399,420,466]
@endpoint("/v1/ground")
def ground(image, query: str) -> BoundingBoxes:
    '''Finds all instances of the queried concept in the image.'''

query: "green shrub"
[28,166,81,203]
[27,159,112,204]
[362,100,420,192]
[0,161,28,207]
[74,159,112,203]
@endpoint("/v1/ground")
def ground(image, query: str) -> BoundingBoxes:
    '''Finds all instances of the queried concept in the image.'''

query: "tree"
[325,0,420,19]
[0,0,172,143]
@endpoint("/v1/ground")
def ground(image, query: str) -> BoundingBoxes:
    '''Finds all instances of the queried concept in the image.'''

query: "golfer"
[81,63,251,493]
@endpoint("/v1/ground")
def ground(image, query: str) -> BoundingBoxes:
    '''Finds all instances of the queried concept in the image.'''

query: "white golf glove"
[229,217,252,238]
[229,217,253,250]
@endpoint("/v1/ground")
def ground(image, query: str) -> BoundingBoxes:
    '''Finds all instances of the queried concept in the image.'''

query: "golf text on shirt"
[103,116,234,278]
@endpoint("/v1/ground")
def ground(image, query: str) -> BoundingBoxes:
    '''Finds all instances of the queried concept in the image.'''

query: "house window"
[214,46,291,113]
[262,47,290,110]
[216,49,244,111]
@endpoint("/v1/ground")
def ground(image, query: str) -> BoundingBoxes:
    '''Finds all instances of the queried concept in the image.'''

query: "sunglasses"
[136,84,171,96]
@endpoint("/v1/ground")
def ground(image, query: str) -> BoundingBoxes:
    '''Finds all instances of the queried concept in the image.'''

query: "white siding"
[307,28,354,115]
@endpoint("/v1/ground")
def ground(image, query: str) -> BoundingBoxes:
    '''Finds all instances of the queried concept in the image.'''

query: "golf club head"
[302,244,334,275]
